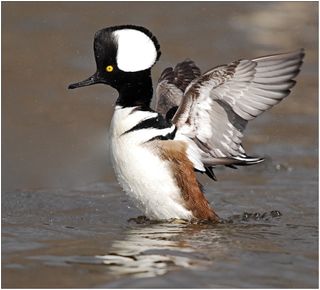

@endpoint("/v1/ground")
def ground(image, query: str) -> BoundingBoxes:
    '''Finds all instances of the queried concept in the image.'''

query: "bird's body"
[110,106,194,220]
[69,25,304,222]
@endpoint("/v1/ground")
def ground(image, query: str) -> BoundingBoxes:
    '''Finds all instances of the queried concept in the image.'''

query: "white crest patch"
[113,29,157,72]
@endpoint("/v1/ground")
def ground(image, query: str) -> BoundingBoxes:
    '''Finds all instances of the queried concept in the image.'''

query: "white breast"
[109,106,193,220]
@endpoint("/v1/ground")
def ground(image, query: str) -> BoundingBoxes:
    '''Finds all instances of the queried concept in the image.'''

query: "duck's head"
[68,25,161,91]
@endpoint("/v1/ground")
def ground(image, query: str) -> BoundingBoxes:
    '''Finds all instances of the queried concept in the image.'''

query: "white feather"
[110,106,193,220]
[113,29,157,72]
[175,132,205,172]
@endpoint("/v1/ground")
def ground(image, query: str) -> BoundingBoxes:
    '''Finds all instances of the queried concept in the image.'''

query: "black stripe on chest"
[147,127,177,142]
[122,114,171,135]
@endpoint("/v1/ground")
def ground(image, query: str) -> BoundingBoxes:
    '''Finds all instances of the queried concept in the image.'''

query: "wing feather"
[172,49,304,166]
[154,59,201,117]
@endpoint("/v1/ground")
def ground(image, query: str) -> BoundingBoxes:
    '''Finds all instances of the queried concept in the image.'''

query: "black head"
[68,25,161,91]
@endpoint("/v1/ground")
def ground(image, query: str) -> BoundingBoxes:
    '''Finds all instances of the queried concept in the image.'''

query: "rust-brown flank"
[154,140,219,222]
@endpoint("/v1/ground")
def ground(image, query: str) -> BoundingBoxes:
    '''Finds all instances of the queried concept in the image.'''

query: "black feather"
[122,114,171,135]
[205,166,217,181]
[226,164,238,169]
[165,106,179,121]
[158,59,201,92]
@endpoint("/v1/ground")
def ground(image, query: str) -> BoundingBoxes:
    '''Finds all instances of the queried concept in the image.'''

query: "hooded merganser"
[69,25,304,222]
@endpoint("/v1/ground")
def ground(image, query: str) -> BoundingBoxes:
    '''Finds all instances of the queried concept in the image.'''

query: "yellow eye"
[106,65,114,72]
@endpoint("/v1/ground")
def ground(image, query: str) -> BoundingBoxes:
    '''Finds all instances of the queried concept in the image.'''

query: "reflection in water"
[63,213,281,279]
[67,212,281,279]
[79,223,219,278]
[24,213,317,287]
[25,222,226,280]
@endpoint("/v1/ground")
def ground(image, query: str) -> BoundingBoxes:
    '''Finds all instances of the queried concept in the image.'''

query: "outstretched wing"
[173,49,305,165]
[155,59,201,119]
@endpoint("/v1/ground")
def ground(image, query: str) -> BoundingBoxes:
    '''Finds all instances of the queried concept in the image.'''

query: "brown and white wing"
[173,49,305,165]
[155,59,201,118]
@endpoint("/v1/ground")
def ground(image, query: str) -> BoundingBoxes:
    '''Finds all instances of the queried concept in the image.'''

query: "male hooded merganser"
[69,25,304,222]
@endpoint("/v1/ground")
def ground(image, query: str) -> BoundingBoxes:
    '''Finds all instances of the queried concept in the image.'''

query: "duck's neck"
[116,70,153,109]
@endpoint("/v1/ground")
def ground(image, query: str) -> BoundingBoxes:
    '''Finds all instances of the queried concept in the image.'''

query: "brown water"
[2,2,318,288]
